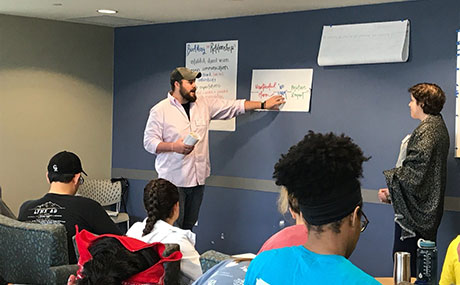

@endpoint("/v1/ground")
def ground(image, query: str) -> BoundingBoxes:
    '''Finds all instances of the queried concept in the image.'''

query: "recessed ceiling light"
[97,9,118,14]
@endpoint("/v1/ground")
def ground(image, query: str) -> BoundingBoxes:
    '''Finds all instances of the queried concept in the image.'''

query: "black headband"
[299,181,362,226]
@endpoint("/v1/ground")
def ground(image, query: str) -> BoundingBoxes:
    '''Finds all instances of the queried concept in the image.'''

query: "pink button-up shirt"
[144,93,245,187]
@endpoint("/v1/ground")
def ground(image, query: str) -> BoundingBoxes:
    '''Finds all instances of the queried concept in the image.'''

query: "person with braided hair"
[127,178,202,283]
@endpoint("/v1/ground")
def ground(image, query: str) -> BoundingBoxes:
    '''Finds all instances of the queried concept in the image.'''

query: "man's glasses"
[79,175,85,185]
[359,208,369,232]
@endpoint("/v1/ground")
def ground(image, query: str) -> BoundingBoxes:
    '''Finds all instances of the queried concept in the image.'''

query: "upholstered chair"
[0,214,78,284]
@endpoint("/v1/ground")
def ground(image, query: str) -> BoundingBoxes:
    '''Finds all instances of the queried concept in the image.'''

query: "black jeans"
[175,185,205,230]
[393,222,422,277]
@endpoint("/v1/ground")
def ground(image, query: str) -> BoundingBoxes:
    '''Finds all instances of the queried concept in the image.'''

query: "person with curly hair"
[378,83,449,276]
[126,178,202,283]
[245,131,379,285]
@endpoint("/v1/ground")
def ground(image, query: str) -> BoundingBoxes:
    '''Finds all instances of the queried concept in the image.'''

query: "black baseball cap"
[170,67,201,82]
[47,151,87,176]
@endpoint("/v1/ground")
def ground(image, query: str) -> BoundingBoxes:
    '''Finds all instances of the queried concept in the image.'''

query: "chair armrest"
[163,243,181,285]
[50,264,79,285]
[200,250,231,273]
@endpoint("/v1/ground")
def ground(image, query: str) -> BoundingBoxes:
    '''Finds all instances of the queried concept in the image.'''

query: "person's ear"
[351,206,360,228]
[46,172,50,184]
[72,173,81,186]
[288,207,296,220]
[174,201,180,214]
[170,201,179,219]
[174,80,181,90]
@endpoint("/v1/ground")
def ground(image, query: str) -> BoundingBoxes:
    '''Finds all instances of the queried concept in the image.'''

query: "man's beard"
[180,85,197,102]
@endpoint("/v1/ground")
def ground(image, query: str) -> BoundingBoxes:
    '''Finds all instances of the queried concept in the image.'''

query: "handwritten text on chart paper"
[254,82,308,99]
[187,43,236,56]
[186,40,238,131]
[188,42,235,97]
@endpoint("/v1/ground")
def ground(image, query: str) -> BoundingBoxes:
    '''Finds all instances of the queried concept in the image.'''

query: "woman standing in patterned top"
[379,83,450,276]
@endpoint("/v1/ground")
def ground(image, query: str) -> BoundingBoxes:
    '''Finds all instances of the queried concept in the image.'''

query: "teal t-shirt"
[244,246,380,285]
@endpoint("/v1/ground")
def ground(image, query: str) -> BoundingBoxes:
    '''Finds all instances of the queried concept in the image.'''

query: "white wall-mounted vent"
[317,19,410,66]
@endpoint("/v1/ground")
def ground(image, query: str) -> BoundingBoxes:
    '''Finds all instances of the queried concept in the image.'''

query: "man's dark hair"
[273,131,369,232]
[409,83,445,115]
[170,79,178,92]
[78,237,160,285]
[47,172,75,183]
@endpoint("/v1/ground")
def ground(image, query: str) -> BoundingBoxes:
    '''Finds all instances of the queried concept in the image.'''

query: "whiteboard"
[186,40,238,131]
[318,20,410,66]
[250,69,313,112]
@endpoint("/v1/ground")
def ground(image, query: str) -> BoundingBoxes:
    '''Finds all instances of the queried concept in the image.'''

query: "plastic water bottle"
[415,239,437,285]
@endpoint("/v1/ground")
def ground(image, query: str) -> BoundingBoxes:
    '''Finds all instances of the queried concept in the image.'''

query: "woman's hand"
[378,188,391,204]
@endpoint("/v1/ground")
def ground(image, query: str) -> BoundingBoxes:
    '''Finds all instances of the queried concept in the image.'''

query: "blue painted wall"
[113,0,460,277]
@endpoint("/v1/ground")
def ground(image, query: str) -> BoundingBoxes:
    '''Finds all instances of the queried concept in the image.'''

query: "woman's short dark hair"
[409,83,445,115]
[77,237,160,285]
[142,178,179,236]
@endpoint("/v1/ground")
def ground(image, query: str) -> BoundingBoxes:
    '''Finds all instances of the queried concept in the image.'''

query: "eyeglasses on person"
[359,208,369,233]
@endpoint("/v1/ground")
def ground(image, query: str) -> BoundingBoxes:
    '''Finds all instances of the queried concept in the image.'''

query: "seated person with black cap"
[18,151,122,264]
[245,131,379,285]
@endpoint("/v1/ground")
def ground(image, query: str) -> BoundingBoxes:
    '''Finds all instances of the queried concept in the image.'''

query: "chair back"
[0,214,77,284]
[0,187,16,219]
[77,179,129,230]
[77,179,122,207]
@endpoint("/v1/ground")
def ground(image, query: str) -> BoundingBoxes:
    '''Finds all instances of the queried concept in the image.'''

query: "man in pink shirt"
[143,67,284,230]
